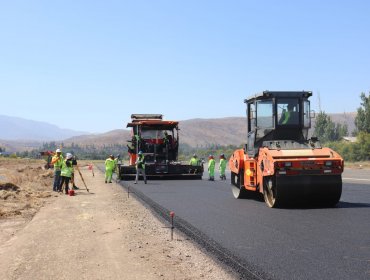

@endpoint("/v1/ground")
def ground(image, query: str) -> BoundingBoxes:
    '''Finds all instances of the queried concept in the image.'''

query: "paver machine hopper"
[229,91,344,207]
[118,114,203,180]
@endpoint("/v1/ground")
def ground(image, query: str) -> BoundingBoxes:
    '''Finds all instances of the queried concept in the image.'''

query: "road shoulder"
[0,165,235,280]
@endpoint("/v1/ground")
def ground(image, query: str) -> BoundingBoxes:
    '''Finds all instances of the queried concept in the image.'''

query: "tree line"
[314,92,370,161]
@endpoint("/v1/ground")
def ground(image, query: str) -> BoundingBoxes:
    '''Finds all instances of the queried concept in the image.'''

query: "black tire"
[263,175,283,208]
[231,171,249,199]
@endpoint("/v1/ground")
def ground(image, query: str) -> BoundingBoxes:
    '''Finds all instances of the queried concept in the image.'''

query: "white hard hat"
[66,153,73,159]
[56,149,61,153]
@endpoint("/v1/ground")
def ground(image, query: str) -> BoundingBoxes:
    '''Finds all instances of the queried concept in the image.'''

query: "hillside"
[63,130,131,147]
[179,117,247,147]
[59,113,357,148]
[1,113,357,152]
[0,115,87,141]
[0,140,43,153]
[329,112,357,134]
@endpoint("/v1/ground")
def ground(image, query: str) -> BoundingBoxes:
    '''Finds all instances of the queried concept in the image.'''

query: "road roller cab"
[229,91,344,207]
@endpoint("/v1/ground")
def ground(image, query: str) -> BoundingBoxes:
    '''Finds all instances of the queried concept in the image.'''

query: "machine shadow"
[278,200,370,210]
[336,201,370,208]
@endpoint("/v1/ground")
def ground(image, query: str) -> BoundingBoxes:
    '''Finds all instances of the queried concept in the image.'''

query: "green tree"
[314,112,348,142]
[314,112,335,142]
[356,132,370,161]
[354,92,370,134]
[334,123,348,140]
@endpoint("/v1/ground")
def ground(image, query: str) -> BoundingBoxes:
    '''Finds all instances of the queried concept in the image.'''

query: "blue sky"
[0,1,369,133]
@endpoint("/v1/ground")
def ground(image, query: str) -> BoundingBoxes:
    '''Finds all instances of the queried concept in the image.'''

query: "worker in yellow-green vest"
[189,154,200,166]
[58,153,74,194]
[208,155,215,181]
[105,155,116,183]
[219,154,227,180]
[280,103,294,125]
[134,151,147,184]
[51,148,64,192]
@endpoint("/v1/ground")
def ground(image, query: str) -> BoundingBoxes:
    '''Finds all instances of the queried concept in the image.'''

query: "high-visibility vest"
[105,158,115,171]
[136,154,145,169]
[281,111,291,124]
[208,159,215,170]
[219,158,227,171]
[61,159,73,177]
[189,157,199,166]
[52,155,64,171]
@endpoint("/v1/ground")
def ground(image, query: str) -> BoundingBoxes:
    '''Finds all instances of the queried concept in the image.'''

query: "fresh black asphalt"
[101,165,370,280]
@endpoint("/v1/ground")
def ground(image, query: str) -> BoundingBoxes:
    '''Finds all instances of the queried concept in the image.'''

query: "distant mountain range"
[0,113,357,152]
[0,115,87,141]
[0,115,87,152]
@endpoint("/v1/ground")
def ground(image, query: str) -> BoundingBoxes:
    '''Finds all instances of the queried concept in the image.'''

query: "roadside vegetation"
[314,92,370,162]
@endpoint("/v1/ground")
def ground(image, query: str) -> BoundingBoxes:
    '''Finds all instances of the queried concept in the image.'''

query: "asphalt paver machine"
[118,114,203,180]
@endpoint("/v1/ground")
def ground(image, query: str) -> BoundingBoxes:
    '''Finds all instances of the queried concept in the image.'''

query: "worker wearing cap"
[51,149,64,192]
[208,155,215,181]
[58,153,74,194]
[134,151,147,184]
[105,155,116,183]
[219,154,227,180]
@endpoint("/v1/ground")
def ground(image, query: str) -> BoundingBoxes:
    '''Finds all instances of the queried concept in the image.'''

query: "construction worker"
[134,151,147,184]
[280,103,295,125]
[51,148,64,192]
[134,134,143,152]
[189,153,200,174]
[163,131,170,145]
[208,155,215,181]
[115,154,121,165]
[58,153,74,194]
[219,154,227,180]
[105,155,116,183]
[189,154,200,166]
[114,154,121,177]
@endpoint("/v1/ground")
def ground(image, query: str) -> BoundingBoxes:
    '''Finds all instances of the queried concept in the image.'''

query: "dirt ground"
[0,158,236,280]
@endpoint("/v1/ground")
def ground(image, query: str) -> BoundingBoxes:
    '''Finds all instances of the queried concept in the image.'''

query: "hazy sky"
[1,1,369,133]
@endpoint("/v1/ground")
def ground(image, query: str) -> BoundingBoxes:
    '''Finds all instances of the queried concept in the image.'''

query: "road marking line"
[343,177,370,182]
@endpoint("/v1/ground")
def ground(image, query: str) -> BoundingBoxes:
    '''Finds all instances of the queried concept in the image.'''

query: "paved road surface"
[116,167,370,280]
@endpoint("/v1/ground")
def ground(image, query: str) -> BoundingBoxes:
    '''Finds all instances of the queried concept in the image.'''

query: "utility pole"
[317,91,322,112]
